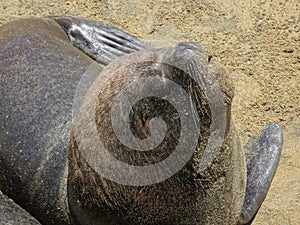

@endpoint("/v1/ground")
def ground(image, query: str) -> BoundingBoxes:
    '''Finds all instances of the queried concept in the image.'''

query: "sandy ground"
[0,0,299,224]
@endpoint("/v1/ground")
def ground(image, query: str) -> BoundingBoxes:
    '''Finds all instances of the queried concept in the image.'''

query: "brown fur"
[68,47,245,224]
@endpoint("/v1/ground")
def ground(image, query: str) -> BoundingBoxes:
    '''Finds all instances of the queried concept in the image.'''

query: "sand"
[0,0,299,224]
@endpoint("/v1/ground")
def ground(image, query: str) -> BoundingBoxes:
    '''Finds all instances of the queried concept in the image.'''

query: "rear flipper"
[51,16,150,65]
[239,123,283,225]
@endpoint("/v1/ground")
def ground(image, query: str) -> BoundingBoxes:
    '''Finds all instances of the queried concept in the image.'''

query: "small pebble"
[247,70,254,76]
[292,36,300,42]
[283,47,294,53]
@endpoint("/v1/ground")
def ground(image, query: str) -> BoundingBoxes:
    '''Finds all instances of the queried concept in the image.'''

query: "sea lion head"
[0,17,283,225]
[68,42,244,225]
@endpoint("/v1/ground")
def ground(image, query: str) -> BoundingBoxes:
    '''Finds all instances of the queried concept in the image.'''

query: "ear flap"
[52,16,150,65]
[239,123,283,224]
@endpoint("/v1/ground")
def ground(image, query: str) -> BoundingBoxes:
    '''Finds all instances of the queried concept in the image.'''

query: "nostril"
[174,43,199,60]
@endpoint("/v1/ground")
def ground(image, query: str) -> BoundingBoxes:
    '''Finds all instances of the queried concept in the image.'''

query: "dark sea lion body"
[0,17,283,225]
[0,190,40,225]
[0,18,94,224]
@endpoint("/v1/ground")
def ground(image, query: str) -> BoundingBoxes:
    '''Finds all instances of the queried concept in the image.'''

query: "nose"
[175,42,199,52]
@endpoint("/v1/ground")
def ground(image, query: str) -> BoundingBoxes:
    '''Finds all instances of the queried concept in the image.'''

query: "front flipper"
[51,16,150,65]
[239,123,283,224]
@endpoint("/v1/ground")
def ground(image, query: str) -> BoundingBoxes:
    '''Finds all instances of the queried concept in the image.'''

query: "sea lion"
[0,17,283,225]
